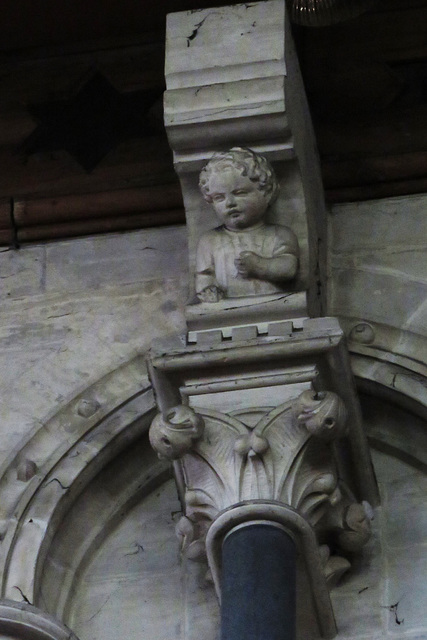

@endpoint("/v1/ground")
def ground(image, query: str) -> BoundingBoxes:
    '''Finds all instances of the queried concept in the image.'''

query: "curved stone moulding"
[351,354,427,418]
[0,599,80,640]
[339,316,427,380]
[0,357,157,606]
[206,502,337,639]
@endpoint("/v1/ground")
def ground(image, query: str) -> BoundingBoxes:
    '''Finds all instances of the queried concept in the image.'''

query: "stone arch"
[0,347,425,639]
[0,356,162,608]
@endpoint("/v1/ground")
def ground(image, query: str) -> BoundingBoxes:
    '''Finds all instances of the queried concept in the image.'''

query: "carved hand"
[197,284,226,302]
[235,251,261,278]
[236,251,298,281]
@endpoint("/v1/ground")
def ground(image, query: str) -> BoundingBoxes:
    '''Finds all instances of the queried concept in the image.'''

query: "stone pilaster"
[149,2,380,637]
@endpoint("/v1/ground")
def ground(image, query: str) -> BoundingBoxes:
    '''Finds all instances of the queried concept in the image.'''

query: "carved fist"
[197,284,225,302]
[235,251,260,278]
[293,390,348,441]
[149,405,204,460]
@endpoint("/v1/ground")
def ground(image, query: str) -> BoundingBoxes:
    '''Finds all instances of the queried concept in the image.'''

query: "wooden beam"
[321,151,427,189]
[13,185,183,226]
[16,209,185,243]
[326,177,427,203]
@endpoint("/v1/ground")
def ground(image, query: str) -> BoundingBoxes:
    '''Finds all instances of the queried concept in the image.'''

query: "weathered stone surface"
[329,193,427,393]
[0,227,188,470]
[164,0,328,316]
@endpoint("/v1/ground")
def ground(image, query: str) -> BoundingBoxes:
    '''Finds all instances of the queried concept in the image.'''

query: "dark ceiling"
[0,0,426,245]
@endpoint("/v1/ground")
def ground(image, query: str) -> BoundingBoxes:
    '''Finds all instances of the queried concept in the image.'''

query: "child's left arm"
[235,252,298,281]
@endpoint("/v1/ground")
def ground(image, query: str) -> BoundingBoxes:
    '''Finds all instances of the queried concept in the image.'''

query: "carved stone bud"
[149,405,204,460]
[338,503,371,552]
[17,459,38,482]
[234,432,269,458]
[293,390,348,441]
[76,398,100,418]
[176,516,195,551]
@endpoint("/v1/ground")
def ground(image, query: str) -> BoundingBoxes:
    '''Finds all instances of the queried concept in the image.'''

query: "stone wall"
[0,226,188,470]
[329,193,427,421]
[0,189,426,639]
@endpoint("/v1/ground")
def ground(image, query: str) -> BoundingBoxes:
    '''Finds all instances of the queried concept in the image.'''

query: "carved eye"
[212,194,225,202]
[161,436,171,446]
[166,410,176,421]
[234,190,248,195]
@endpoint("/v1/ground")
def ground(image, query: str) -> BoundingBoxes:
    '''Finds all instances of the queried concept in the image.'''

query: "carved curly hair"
[199,147,279,204]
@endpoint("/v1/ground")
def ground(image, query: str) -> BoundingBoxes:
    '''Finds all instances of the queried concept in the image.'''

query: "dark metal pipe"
[221,522,296,640]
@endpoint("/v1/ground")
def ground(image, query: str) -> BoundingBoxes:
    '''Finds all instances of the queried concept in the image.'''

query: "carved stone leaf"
[284,439,340,523]
[181,411,248,512]
[254,400,311,500]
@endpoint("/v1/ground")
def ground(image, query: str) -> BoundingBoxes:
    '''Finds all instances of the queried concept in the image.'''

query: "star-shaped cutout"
[24,72,163,172]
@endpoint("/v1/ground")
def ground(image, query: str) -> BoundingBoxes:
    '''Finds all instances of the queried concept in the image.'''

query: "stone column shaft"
[221,523,296,640]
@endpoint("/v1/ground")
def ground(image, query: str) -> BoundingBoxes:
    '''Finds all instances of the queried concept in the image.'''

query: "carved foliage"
[149,390,371,573]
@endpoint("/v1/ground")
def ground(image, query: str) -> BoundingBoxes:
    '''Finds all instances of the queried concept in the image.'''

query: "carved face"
[208,167,269,230]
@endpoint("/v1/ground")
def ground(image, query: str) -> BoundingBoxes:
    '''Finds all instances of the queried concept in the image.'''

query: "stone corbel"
[164,0,329,317]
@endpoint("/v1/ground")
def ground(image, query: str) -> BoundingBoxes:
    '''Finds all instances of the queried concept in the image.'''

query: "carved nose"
[226,196,236,208]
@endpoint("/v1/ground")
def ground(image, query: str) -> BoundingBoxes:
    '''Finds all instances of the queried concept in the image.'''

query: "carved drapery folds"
[149,389,370,585]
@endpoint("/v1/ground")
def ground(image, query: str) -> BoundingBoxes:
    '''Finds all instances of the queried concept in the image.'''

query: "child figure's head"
[199,147,279,231]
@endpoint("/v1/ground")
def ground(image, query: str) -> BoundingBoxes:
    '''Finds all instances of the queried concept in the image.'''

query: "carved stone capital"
[149,389,371,583]
[147,316,378,638]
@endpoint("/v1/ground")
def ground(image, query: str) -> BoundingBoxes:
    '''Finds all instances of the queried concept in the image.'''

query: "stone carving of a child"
[196,147,299,302]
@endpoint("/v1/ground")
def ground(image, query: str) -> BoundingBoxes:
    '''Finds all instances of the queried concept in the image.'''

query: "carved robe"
[195,222,298,297]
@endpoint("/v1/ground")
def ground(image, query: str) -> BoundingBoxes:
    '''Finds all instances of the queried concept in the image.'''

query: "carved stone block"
[164,0,329,318]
